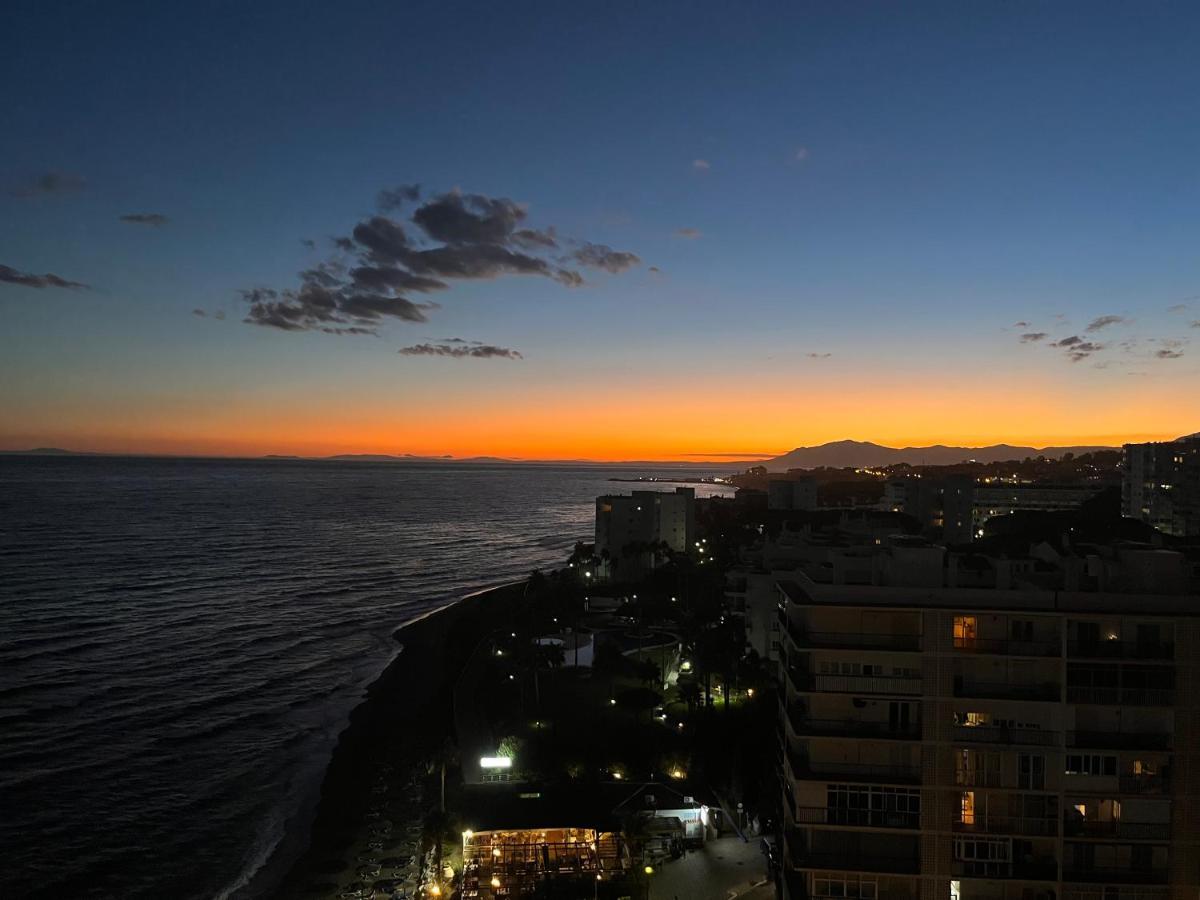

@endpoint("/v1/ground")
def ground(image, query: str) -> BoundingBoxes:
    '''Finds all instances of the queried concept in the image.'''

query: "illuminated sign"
[480,756,513,769]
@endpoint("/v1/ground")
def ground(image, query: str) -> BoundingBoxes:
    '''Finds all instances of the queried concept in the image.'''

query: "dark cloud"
[240,187,640,336]
[1156,348,1184,359]
[10,171,85,197]
[0,263,89,290]
[1085,314,1127,332]
[1052,335,1083,347]
[1020,332,1048,343]
[1051,336,1106,362]
[675,228,702,239]
[1191,320,1200,328]
[512,227,557,249]
[412,192,526,245]
[1013,321,1030,328]
[301,239,317,250]
[119,213,169,227]
[570,242,642,273]
[399,342,523,359]
[193,308,227,320]
[377,184,421,212]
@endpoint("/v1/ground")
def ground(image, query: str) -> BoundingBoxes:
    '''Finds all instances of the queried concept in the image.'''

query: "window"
[954,616,978,648]
[813,876,877,900]
[1065,754,1116,776]
[1011,619,1034,642]
[954,711,991,727]
[1018,754,1046,789]
[954,837,1012,876]
[960,791,976,825]
[826,785,920,827]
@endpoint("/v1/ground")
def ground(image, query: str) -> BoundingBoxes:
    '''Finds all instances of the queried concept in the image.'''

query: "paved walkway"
[650,835,769,900]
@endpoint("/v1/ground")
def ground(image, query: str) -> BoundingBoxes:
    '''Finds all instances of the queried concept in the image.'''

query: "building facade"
[1124,436,1200,537]
[777,577,1200,900]
[595,487,695,580]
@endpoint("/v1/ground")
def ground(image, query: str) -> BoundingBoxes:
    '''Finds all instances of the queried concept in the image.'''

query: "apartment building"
[594,487,695,580]
[777,575,1200,900]
[1124,436,1200,538]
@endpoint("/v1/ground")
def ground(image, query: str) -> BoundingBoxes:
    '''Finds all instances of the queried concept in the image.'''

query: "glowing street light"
[490,876,502,889]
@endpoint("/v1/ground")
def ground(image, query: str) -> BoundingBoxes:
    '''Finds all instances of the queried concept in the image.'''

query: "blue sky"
[2,1,1198,457]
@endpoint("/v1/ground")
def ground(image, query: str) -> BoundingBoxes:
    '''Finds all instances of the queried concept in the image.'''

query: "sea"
[0,455,733,899]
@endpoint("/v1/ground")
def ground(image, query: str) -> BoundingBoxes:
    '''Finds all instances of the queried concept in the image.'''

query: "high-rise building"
[777,574,1200,900]
[594,487,695,579]
[1124,436,1200,537]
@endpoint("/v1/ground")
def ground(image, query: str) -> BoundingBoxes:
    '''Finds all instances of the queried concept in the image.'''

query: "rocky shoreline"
[265,581,528,899]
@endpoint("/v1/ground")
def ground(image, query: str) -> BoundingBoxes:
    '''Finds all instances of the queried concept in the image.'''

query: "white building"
[595,487,695,580]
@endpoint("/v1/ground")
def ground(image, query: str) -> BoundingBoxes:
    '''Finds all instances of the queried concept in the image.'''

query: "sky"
[2,1,1198,460]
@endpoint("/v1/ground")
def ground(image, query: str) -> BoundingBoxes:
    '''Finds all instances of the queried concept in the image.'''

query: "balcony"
[954,680,1060,702]
[1067,641,1174,661]
[954,636,1061,657]
[790,671,923,696]
[954,816,1058,837]
[1062,867,1169,885]
[1064,820,1171,841]
[778,617,921,652]
[791,806,920,830]
[1069,730,1172,751]
[952,860,1058,881]
[788,848,920,875]
[789,757,923,786]
[1066,686,1175,707]
[953,725,1059,747]
[1118,773,1170,794]
[787,709,921,741]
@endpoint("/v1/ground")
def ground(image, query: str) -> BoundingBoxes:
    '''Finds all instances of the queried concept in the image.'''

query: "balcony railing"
[789,711,922,740]
[954,636,1061,657]
[1118,773,1170,794]
[1067,641,1174,661]
[791,807,920,830]
[952,861,1058,881]
[954,816,1058,837]
[789,849,920,875]
[1066,686,1175,707]
[1064,820,1171,841]
[785,625,921,652]
[954,680,1060,702]
[953,725,1059,747]
[1062,868,1169,885]
[1069,730,1172,751]
[790,758,923,785]
[791,671,924,695]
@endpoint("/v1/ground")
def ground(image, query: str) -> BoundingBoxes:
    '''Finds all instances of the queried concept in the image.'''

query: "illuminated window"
[960,791,976,825]
[954,616,978,648]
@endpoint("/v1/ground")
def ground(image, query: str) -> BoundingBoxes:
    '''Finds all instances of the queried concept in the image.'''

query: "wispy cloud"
[119,213,169,227]
[1085,314,1127,332]
[806,352,832,359]
[674,227,702,239]
[9,171,85,198]
[376,184,420,212]
[1020,332,1048,343]
[794,146,809,162]
[1013,320,1031,328]
[192,308,226,320]
[399,341,522,360]
[1050,335,1106,362]
[692,159,711,171]
[0,263,89,290]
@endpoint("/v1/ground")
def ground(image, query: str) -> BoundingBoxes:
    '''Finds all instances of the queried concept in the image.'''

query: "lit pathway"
[649,835,769,900]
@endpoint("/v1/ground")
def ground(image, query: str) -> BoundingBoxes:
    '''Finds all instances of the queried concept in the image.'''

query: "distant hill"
[0,447,101,456]
[756,440,1114,471]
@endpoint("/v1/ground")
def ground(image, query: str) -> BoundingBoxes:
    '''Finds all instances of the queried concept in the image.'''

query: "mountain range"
[755,440,1116,471]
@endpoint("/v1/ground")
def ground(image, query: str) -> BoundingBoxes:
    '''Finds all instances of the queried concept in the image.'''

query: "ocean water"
[0,456,731,899]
